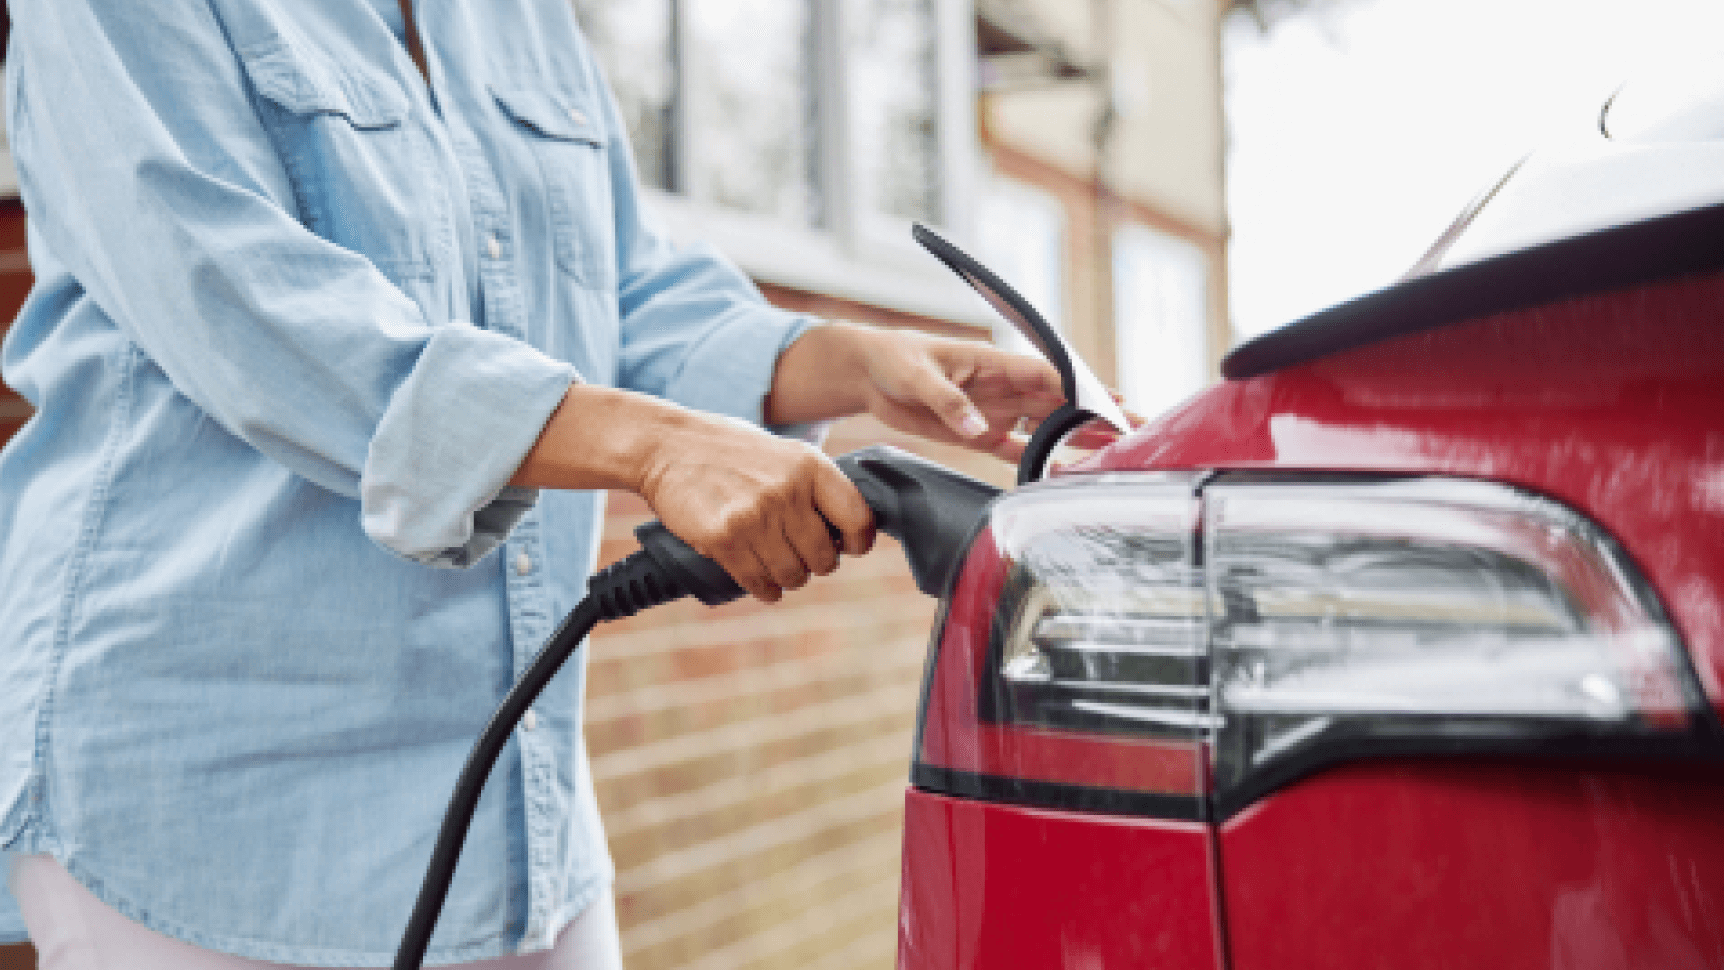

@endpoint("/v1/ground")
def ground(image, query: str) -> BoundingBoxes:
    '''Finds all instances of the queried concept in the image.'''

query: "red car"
[897,76,1724,968]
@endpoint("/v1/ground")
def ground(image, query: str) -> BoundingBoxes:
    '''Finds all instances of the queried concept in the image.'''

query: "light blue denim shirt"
[0,0,817,963]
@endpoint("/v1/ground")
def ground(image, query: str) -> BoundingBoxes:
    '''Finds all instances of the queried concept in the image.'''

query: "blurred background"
[1,2,1720,969]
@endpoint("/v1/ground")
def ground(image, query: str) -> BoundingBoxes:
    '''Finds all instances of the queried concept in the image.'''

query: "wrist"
[509,384,693,494]
[765,321,879,425]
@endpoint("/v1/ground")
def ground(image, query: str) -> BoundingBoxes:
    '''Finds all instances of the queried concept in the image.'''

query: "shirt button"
[486,234,502,260]
[514,551,532,576]
[522,709,539,732]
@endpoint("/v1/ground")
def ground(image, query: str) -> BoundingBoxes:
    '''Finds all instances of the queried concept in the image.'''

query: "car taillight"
[912,474,1708,820]
[988,477,1210,740]
[915,473,1211,818]
[1204,477,1701,813]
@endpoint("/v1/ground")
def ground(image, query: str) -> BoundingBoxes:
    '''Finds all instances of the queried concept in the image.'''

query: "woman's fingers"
[640,418,878,604]
[754,532,806,600]
[874,337,1068,455]
[988,434,1028,464]
[741,468,870,601]
[702,507,784,602]
[812,459,876,557]
[752,461,873,601]
[908,361,992,440]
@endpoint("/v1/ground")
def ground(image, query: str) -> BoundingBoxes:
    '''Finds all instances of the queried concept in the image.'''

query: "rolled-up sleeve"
[10,0,575,567]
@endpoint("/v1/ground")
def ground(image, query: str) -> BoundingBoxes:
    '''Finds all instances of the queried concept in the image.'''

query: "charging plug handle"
[633,445,1001,606]
[834,445,1001,595]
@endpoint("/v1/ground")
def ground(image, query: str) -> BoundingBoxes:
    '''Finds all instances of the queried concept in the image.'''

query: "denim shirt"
[0,0,816,962]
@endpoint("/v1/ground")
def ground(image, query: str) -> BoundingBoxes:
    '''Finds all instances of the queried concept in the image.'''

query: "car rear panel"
[898,789,1223,970]
[1220,758,1724,969]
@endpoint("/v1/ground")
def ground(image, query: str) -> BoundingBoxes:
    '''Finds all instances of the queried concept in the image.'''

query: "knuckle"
[734,560,768,591]
[718,506,762,538]
[761,481,797,512]
[787,455,824,489]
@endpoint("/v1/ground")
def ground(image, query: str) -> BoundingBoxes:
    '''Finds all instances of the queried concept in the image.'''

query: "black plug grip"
[835,445,1001,596]
[623,445,1001,604]
[635,519,746,606]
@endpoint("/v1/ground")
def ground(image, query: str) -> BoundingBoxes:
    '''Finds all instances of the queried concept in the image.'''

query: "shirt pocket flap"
[491,88,604,145]
[239,41,410,130]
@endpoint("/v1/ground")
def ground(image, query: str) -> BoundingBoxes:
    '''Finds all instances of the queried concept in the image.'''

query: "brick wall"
[0,202,30,449]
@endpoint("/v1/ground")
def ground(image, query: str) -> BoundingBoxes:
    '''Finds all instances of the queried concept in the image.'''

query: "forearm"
[508,384,693,492]
[508,318,1064,601]
[762,323,877,426]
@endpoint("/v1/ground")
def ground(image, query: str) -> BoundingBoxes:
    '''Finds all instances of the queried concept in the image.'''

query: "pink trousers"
[8,855,624,970]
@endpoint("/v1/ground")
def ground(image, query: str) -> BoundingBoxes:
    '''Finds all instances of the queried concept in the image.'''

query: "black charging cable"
[391,521,744,970]
[391,446,1001,970]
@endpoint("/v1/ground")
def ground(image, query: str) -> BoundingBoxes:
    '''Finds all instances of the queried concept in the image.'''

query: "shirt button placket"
[506,530,556,931]
[524,745,559,941]
[460,138,564,948]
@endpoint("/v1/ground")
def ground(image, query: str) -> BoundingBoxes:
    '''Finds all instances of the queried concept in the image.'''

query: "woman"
[0,0,1067,967]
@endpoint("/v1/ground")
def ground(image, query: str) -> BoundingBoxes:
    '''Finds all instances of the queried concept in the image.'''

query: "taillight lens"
[915,474,1210,818]
[913,474,1707,819]
[1204,477,1699,812]
[987,477,1208,740]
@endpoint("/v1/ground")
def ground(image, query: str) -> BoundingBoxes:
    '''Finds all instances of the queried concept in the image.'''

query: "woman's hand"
[634,411,874,603]
[510,385,873,603]
[766,323,1071,462]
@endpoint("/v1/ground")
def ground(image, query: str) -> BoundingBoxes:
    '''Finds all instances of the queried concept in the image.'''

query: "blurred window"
[574,0,949,237]
[846,0,941,226]
[1112,223,1208,418]
[569,0,678,191]
[975,177,1064,352]
[0,9,11,201]
[684,0,820,225]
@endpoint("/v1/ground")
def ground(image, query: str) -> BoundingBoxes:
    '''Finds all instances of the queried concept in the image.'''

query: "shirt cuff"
[360,324,578,568]
[660,307,824,436]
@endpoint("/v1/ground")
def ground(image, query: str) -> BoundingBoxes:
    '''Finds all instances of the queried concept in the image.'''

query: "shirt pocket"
[239,40,440,288]
[492,87,616,291]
